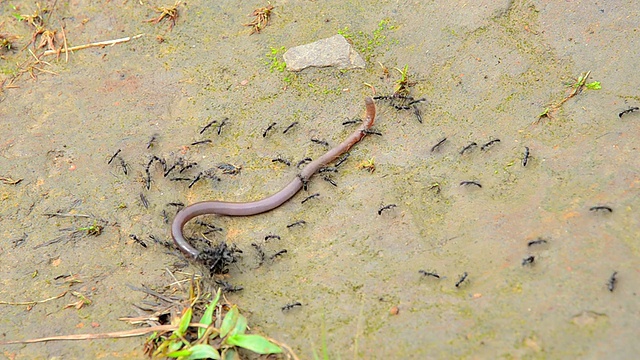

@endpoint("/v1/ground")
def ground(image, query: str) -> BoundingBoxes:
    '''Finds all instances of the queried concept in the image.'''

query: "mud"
[1,0,639,358]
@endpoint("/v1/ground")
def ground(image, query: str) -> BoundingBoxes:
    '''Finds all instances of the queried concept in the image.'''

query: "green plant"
[537,70,600,122]
[337,19,396,62]
[266,46,286,73]
[150,289,283,359]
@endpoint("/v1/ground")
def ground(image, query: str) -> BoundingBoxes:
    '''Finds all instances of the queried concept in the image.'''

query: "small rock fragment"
[283,34,365,71]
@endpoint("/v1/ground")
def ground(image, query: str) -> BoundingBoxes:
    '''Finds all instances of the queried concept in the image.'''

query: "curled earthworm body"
[171,97,376,258]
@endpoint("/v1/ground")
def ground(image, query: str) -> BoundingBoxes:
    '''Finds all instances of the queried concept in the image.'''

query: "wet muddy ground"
[1,0,639,358]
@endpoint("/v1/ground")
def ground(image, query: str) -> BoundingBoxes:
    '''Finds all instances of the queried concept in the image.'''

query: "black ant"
[119,157,129,175]
[460,180,482,188]
[527,238,547,247]
[129,234,147,248]
[301,193,320,204]
[287,220,306,228]
[296,157,312,168]
[322,176,337,187]
[589,206,612,213]
[283,121,298,134]
[342,118,361,126]
[179,162,197,173]
[216,118,227,135]
[460,142,477,155]
[522,256,535,266]
[215,280,244,292]
[251,242,265,266]
[263,122,277,137]
[311,138,330,147]
[363,129,382,136]
[378,204,397,215]
[264,234,281,241]
[607,271,618,292]
[481,139,500,151]
[217,163,242,175]
[139,193,149,209]
[199,119,217,134]
[419,270,440,279]
[108,149,121,165]
[455,272,468,287]
[146,134,158,149]
[431,137,447,152]
[188,172,202,188]
[334,153,350,168]
[319,167,338,173]
[270,249,287,259]
[272,157,291,166]
[281,302,302,311]
[618,107,639,118]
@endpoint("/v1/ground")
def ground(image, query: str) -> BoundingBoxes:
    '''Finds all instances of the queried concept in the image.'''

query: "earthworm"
[171,97,376,258]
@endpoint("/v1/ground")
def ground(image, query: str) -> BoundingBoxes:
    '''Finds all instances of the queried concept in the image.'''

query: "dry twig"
[145,1,181,31]
[43,34,144,56]
[244,3,274,35]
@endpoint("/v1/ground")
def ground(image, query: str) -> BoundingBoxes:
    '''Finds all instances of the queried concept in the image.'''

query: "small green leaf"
[167,349,191,358]
[586,81,601,90]
[538,107,549,118]
[177,307,193,336]
[220,305,239,338]
[230,313,247,336]
[222,348,239,360]
[186,344,221,360]
[167,344,221,359]
[168,339,185,353]
[198,289,221,338]
[225,334,282,354]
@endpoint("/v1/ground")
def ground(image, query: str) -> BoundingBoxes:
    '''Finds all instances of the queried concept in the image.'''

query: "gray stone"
[283,34,365,72]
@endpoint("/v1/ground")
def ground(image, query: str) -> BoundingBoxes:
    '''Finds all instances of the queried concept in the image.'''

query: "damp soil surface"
[1,0,639,358]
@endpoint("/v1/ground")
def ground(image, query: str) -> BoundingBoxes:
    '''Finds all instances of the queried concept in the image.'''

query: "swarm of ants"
[373,64,427,123]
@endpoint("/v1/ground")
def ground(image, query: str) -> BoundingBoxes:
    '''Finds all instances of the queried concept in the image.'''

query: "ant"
[618,107,639,118]
[527,238,547,247]
[199,119,218,134]
[460,142,477,155]
[108,149,121,165]
[301,193,320,204]
[263,122,277,137]
[139,193,149,209]
[460,180,482,188]
[607,271,618,292]
[311,138,330,147]
[522,256,535,266]
[481,139,500,151]
[270,249,287,259]
[431,137,447,153]
[283,121,298,134]
[589,206,612,213]
[129,234,147,248]
[455,272,468,288]
[378,204,397,215]
[281,302,302,311]
[190,139,212,146]
[251,242,265,266]
[419,270,440,279]
[287,220,306,228]
[272,157,291,166]
[523,146,530,167]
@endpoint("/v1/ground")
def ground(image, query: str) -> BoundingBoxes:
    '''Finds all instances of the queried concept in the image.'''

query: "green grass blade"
[198,288,221,338]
